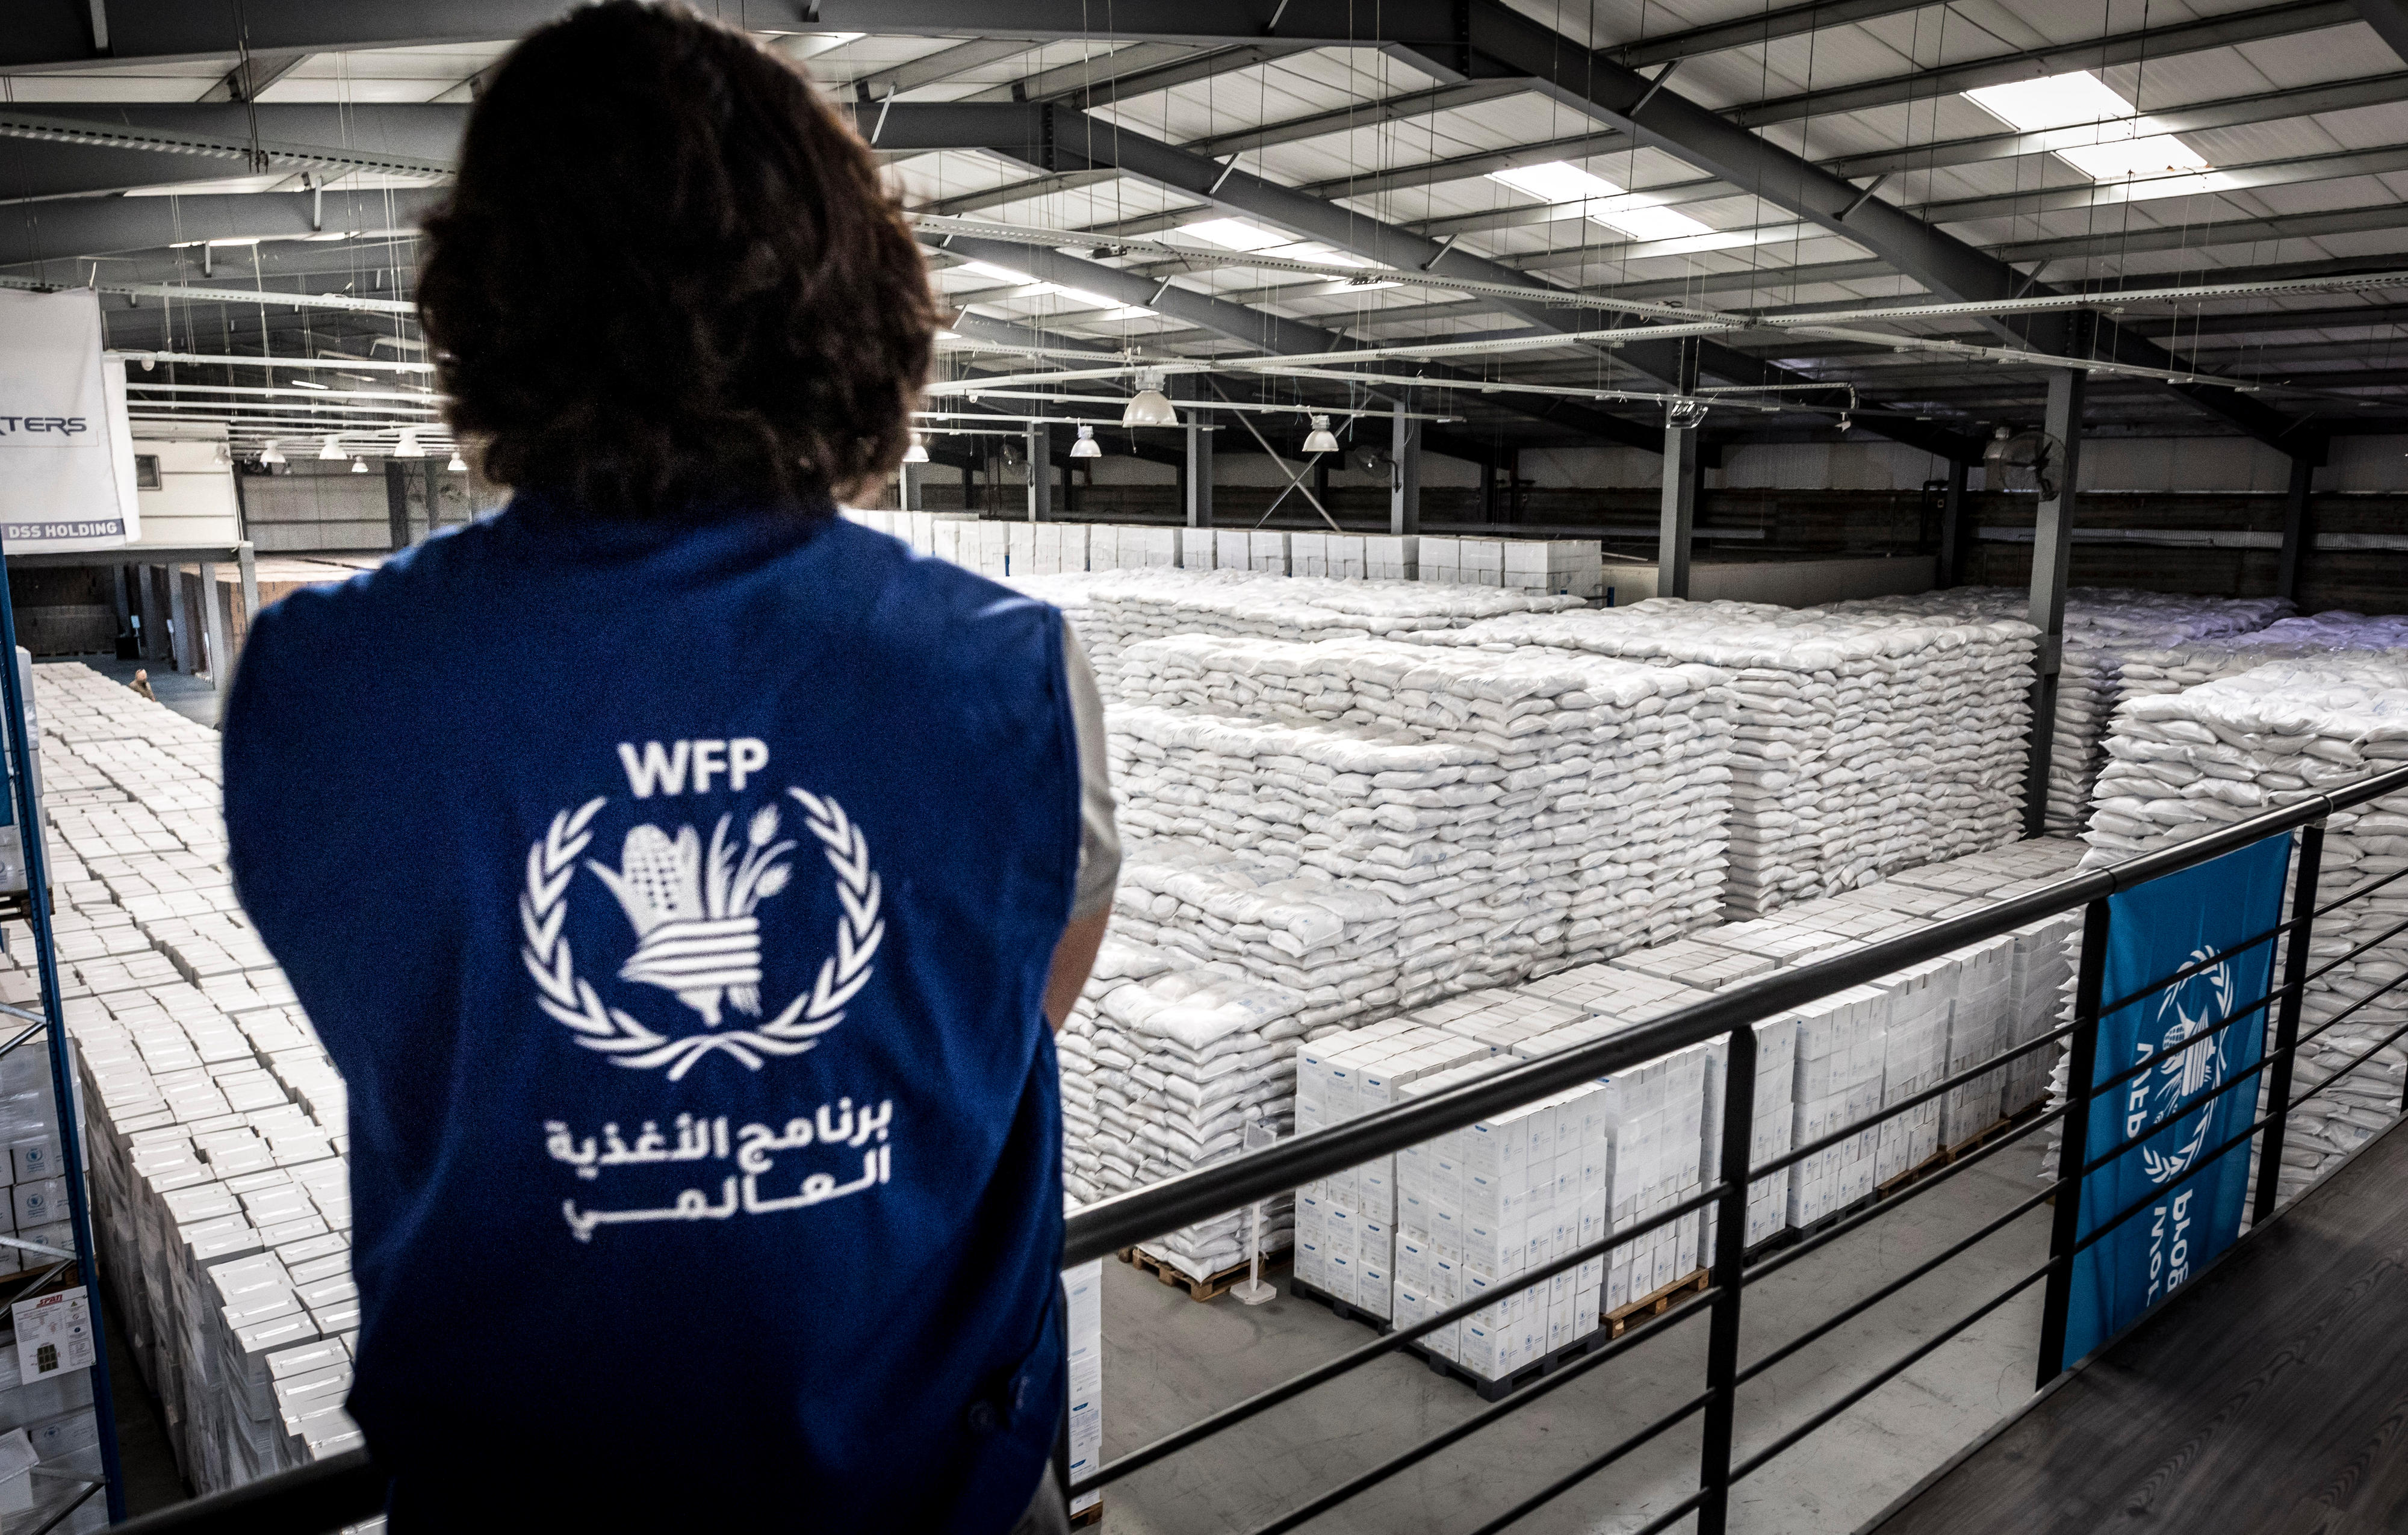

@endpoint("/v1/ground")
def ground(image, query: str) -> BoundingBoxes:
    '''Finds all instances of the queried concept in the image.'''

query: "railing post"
[2253,822,2323,1224]
[2036,897,2111,1389]
[1696,1023,1757,1535]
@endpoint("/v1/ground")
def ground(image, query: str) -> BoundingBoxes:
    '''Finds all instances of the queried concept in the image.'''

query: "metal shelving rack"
[0,540,128,1528]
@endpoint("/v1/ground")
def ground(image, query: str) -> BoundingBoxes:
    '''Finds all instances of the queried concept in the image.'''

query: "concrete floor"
[39,654,221,728]
[1097,1140,2052,1535]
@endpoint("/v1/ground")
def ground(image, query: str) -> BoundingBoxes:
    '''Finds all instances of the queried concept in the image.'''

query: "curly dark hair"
[417,2,934,519]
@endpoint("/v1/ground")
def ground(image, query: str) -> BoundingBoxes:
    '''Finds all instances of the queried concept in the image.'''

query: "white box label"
[13,1290,93,1384]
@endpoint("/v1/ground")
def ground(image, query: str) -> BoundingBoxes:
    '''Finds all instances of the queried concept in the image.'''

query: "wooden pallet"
[1117,1244,1291,1303]
[1607,1268,1710,1338]
[1069,1497,1103,1529]
[1286,1274,1394,1332]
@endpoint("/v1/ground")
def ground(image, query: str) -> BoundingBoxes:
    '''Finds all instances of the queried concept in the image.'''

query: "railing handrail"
[1063,757,2408,1266]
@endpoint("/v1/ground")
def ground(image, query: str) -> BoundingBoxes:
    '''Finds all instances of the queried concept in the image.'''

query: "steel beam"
[2277,454,2317,601]
[2351,0,2408,58]
[885,101,1974,458]
[2024,367,2086,839]
[0,187,440,268]
[851,38,1041,101]
[1725,0,2362,130]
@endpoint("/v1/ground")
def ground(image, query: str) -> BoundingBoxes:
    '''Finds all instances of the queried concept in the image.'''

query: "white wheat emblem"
[520,790,884,1079]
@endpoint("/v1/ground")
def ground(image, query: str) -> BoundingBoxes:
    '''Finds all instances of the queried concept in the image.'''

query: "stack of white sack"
[1839,588,2290,836]
[1409,600,2036,915]
[2048,655,2408,1203]
[1109,638,1735,993]
[2117,610,2408,703]
[1019,568,1584,691]
[1065,929,1313,1276]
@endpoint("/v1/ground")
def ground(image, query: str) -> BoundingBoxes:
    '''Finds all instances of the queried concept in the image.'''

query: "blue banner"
[2062,832,2292,1368]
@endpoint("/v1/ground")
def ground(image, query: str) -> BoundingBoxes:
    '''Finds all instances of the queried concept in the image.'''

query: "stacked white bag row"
[1112,637,1736,969]
[2117,611,2408,703]
[8,665,372,1528]
[2061,656,2408,1203]
[1017,568,1586,692]
[1838,588,2291,836]
[1407,600,2037,915]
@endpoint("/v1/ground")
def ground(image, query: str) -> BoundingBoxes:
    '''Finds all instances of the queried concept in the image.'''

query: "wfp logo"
[2133,944,2239,1186]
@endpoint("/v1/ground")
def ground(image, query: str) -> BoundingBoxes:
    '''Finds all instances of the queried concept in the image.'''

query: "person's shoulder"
[841,520,1062,656]
[257,515,499,645]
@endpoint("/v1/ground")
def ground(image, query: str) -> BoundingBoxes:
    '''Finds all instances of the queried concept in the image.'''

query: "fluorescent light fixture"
[954,258,1036,286]
[1177,219,1381,271]
[1179,217,1289,252]
[1070,424,1102,459]
[292,378,329,391]
[1487,161,1712,241]
[1964,71,2211,181]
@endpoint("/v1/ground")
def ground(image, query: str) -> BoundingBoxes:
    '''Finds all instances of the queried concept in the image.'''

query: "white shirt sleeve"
[1064,619,1120,922]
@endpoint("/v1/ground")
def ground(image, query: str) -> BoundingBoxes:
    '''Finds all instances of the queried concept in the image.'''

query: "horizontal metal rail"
[1067,760,2408,1267]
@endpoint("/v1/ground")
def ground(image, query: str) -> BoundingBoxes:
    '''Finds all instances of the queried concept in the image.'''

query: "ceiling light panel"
[1486,161,1712,241]
[1964,71,2211,182]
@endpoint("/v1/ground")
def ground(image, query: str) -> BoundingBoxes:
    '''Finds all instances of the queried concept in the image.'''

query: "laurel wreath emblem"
[520,789,884,1081]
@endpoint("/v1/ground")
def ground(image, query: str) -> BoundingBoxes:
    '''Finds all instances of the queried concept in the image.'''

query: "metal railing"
[114,758,2408,1535]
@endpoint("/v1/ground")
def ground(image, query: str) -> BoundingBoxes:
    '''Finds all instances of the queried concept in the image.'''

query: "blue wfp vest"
[223,498,1078,1528]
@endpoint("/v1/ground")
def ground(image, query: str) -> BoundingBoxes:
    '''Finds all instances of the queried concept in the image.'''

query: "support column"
[1937,457,1970,588]
[1185,408,1214,529]
[199,562,232,696]
[110,566,131,655]
[2024,367,2086,839]
[1508,447,1525,525]
[1389,397,1421,537]
[1659,342,1702,599]
[237,542,258,672]
[1478,449,1497,523]
[422,459,441,532]
[384,462,411,550]
[2277,453,2315,604]
[1025,420,1053,522]
[167,566,191,673]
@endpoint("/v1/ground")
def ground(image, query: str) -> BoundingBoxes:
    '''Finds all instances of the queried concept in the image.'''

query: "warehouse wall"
[236,460,503,552]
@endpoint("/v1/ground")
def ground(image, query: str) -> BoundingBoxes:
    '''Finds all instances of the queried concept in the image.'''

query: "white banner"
[0,288,140,553]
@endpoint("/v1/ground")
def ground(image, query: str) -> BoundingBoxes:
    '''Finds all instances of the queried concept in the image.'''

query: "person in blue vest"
[220,5,1117,1529]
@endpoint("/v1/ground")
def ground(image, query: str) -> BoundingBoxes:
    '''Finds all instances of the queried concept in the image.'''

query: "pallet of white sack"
[1118,1243,1291,1303]
[1607,1268,1710,1339]
[1407,1326,1609,1404]
[1286,1274,1393,1332]
[1943,1101,2049,1160]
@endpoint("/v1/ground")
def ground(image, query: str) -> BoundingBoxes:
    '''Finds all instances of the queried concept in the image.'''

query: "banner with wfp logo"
[2064,833,2291,1366]
[0,288,140,553]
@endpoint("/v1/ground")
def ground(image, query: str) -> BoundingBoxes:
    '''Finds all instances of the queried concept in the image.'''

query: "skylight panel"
[1964,71,2212,182]
[953,259,1036,286]
[1486,160,1711,241]
[1178,217,1288,252]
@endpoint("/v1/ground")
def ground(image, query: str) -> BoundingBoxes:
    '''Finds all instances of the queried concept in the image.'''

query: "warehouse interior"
[2,1,2408,1531]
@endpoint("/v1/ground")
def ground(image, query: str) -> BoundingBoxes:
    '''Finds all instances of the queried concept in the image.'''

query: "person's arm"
[1044,910,1110,1030]
[1047,619,1119,1031]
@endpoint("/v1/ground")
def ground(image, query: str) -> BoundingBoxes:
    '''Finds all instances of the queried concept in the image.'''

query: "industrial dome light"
[900,435,930,464]
[1302,414,1339,454]
[1069,424,1102,459]
[393,429,425,459]
[1120,370,1178,427]
[349,455,368,474]
[445,451,468,473]
[318,435,344,460]
[258,440,286,466]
